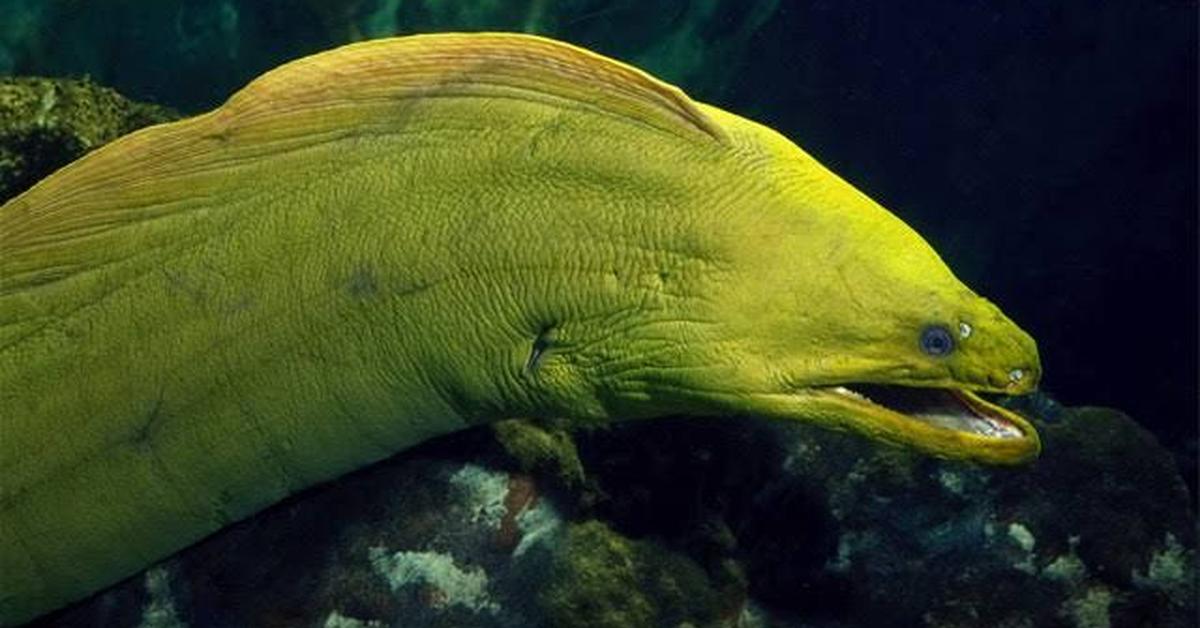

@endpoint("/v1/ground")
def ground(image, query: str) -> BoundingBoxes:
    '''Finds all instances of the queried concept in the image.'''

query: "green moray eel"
[0,33,1040,624]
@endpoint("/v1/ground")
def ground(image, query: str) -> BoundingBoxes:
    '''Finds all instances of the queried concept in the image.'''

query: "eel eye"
[920,325,955,356]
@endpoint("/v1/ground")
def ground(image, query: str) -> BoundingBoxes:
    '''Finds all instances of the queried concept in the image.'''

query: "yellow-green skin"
[0,34,1040,624]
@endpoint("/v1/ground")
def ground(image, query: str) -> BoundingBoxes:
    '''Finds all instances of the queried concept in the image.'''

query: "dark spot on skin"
[129,391,167,453]
[347,267,379,299]
[223,295,255,317]
[161,268,205,305]
[526,325,556,374]
[204,123,234,145]
[526,115,569,158]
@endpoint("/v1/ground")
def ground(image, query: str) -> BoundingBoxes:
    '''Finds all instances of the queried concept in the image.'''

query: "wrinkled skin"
[0,33,1038,625]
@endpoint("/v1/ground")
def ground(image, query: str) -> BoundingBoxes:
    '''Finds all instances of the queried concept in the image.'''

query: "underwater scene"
[0,2,1196,627]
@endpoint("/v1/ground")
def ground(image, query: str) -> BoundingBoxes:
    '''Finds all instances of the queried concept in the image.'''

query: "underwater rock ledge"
[32,405,1196,628]
[0,77,178,204]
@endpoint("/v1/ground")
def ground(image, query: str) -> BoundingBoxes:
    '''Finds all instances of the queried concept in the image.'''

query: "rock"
[491,418,586,489]
[34,444,739,627]
[539,520,725,628]
[32,406,1195,628]
[0,77,178,203]
[777,407,1195,628]
[507,406,1197,628]
[40,452,544,627]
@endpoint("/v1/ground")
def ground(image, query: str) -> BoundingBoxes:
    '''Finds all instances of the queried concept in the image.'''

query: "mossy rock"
[0,76,178,203]
[540,520,725,628]
[491,418,586,487]
[998,407,1195,583]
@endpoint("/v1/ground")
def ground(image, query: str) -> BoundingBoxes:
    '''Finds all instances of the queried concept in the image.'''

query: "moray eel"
[0,33,1040,624]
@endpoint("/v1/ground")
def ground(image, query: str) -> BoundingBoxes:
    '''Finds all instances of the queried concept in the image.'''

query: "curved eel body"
[0,33,1040,624]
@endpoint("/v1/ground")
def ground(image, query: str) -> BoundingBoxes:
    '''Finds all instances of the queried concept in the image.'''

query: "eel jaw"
[800,383,1042,465]
[824,384,1025,439]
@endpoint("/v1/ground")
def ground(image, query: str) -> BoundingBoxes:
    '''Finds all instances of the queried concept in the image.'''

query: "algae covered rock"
[770,406,1197,628]
[0,77,178,203]
[38,450,556,627]
[33,441,736,628]
[540,520,723,628]
[491,418,586,488]
[31,404,1194,628]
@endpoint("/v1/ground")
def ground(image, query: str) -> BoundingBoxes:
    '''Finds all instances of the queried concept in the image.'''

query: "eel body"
[0,33,1040,624]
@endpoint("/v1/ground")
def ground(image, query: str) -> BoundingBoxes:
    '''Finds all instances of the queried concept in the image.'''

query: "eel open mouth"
[822,384,1026,440]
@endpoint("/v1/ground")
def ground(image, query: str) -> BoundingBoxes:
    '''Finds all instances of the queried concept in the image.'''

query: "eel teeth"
[832,386,871,403]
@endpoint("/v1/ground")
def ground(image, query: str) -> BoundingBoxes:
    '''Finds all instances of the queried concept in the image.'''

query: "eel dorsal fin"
[219,32,729,145]
[0,33,728,298]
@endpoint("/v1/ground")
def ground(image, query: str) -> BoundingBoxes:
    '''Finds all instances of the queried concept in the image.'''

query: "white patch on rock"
[448,464,510,530]
[781,442,819,475]
[137,566,187,628]
[737,599,775,628]
[512,496,564,557]
[1060,586,1112,628]
[826,531,875,574]
[368,548,500,615]
[1036,533,1090,586]
[1006,521,1037,574]
[1132,532,1194,604]
[1042,552,1087,585]
[938,469,965,495]
[1007,522,1035,552]
[322,610,384,628]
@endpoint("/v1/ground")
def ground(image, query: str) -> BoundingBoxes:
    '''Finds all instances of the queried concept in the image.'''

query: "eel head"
[697,129,1043,465]
[707,237,1043,465]
[515,109,1041,465]
[578,121,1043,465]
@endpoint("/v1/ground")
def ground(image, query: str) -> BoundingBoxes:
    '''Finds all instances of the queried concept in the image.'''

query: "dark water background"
[2,0,1196,465]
